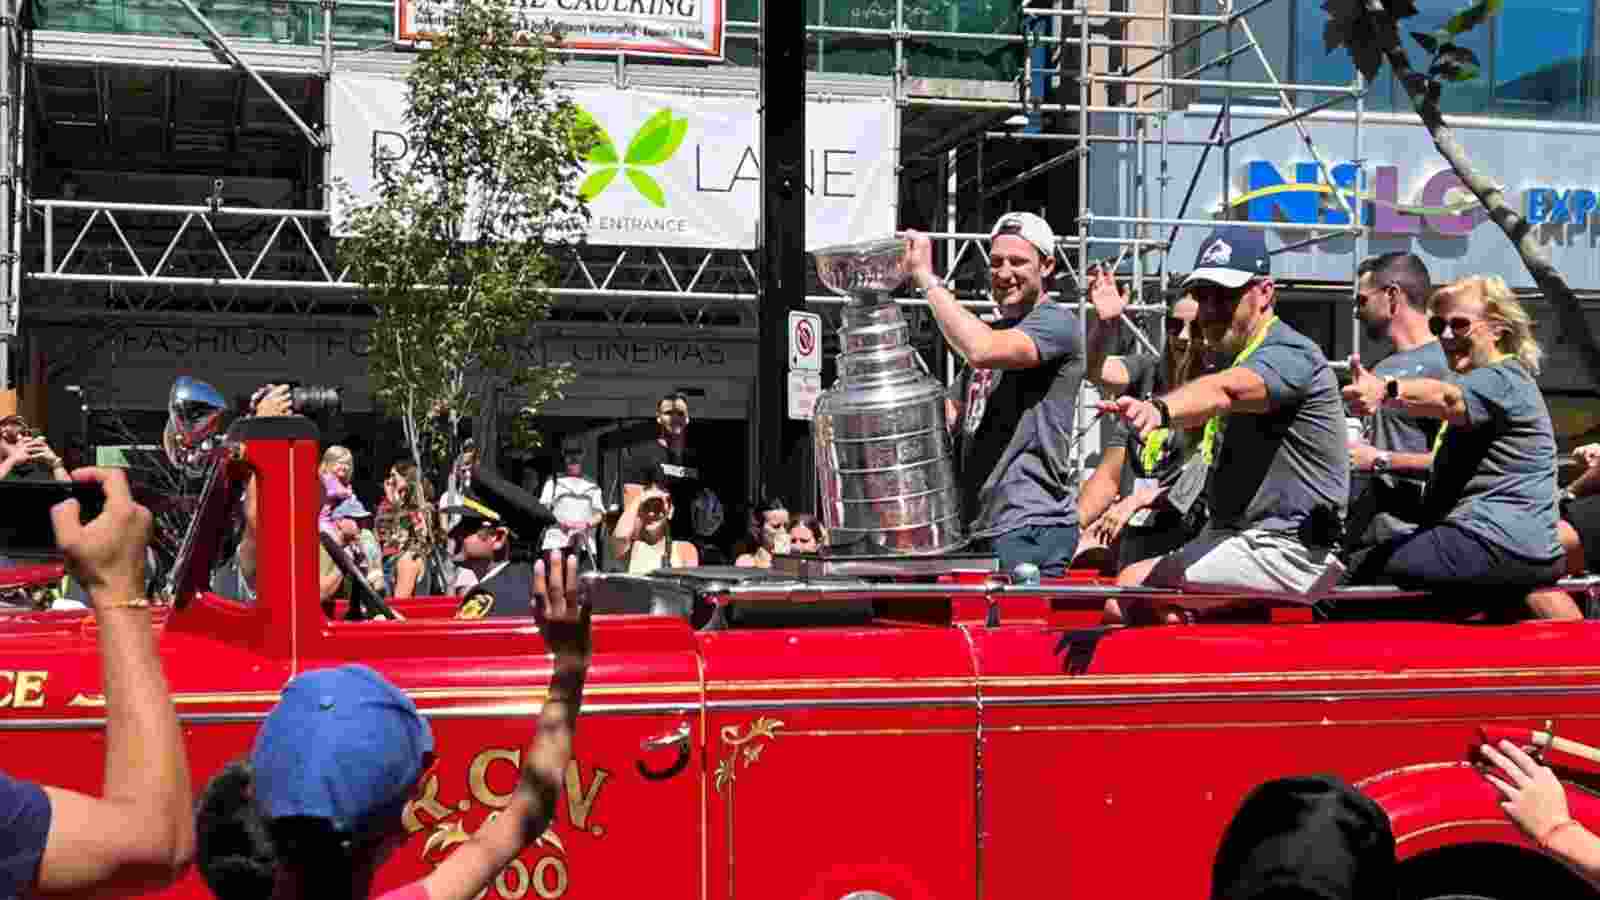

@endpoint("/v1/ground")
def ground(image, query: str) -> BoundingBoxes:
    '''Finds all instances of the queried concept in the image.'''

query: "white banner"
[397,0,726,60]
[329,75,898,250]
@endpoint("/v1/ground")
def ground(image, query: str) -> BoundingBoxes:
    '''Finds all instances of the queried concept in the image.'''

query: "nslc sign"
[1236,161,1486,236]
[1238,160,1596,236]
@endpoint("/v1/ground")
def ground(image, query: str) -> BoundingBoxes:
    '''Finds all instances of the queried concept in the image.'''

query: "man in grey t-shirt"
[906,212,1084,577]
[1344,253,1450,567]
[1102,226,1349,620]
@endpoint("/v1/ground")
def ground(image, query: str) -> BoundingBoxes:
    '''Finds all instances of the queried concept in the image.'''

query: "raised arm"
[906,231,1043,370]
[418,550,592,900]
[1343,356,1469,427]
[1084,268,1133,392]
[35,467,194,893]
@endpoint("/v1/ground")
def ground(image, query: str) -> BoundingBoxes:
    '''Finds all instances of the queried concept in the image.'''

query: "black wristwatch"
[1151,397,1172,429]
[1384,377,1400,403]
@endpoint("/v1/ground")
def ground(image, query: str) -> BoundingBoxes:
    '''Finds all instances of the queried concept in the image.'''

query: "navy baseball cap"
[1184,226,1270,289]
[250,665,434,839]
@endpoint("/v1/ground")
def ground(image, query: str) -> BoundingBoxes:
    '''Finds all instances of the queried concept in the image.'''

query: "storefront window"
[1293,0,1589,120]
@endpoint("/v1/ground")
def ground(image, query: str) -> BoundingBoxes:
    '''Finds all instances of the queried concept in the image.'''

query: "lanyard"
[1196,316,1278,464]
[1140,427,1170,473]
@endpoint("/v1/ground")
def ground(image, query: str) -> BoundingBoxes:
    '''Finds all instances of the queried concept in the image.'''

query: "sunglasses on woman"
[1428,315,1477,337]
[1165,316,1192,336]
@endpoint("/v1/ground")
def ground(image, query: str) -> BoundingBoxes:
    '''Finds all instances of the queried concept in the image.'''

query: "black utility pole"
[756,0,810,505]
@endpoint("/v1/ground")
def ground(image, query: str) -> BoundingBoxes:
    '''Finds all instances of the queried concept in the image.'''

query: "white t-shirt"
[539,475,605,553]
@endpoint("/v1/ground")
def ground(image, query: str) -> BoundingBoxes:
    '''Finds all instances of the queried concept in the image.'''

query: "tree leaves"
[1443,0,1502,35]
[1410,29,1439,52]
[1320,0,1386,79]
[1431,43,1481,81]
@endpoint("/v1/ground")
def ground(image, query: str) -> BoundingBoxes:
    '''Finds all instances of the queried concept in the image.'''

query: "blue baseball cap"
[250,665,434,839]
[332,495,371,520]
[1184,226,1271,289]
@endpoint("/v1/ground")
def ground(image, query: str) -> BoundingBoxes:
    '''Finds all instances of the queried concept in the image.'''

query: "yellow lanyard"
[1140,428,1170,472]
[1196,316,1278,464]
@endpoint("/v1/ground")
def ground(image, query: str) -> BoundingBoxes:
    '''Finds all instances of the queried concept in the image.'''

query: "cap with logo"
[249,664,434,840]
[1184,226,1271,289]
[442,487,506,529]
[989,212,1057,261]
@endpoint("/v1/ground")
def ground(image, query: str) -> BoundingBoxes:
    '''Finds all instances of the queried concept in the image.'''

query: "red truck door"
[697,606,979,900]
[302,612,705,900]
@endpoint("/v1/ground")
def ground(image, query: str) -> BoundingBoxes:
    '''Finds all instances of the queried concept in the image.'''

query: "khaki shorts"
[1145,526,1346,600]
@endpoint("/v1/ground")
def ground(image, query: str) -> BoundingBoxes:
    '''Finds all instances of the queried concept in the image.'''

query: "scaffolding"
[11,0,1381,455]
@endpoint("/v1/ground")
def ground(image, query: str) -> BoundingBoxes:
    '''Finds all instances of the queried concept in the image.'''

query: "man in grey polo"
[1102,226,1349,621]
[905,212,1085,576]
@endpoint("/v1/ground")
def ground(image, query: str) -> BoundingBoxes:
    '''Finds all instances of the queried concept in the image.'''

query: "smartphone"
[0,480,107,559]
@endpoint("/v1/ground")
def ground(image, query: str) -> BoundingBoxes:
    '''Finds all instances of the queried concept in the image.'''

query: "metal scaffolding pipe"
[907,96,1172,114]
[1136,42,1258,104]
[1120,0,1280,79]
[1225,91,1355,146]
[1037,8,1238,22]
[982,146,1085,198]
[1092,73,1359,94]
[0,0,13,338]
[33,199,329,218]
[1087,214,1363,233]
[173,0,326,148]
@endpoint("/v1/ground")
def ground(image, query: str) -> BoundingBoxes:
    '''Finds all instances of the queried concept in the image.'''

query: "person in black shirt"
[623,393,720,554]
[1081,270,1213,569]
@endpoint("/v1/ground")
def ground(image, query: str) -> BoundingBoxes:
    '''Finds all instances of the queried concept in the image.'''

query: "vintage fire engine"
[1,404,1599,899]
[7,233,1600,897]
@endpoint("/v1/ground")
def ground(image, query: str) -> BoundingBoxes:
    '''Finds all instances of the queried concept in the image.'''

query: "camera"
[244,383,343,418]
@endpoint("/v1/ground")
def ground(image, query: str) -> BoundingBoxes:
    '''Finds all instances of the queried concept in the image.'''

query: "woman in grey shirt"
[1343,274,1571,618]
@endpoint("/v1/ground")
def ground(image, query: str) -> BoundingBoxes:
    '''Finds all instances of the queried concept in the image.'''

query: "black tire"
[1399,843,1597,900]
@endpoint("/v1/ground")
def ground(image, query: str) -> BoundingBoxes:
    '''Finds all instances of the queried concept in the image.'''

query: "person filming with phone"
[0,414,69,482]
[0,466,195,897]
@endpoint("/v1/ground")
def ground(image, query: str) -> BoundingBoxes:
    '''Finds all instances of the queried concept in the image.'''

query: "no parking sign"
[789,311,821,372]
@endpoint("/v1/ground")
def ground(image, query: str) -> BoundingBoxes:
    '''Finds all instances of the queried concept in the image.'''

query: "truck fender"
[1358,760,1600,859]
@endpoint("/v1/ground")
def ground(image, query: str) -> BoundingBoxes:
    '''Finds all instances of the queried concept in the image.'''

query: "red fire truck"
[2,415,1598,899]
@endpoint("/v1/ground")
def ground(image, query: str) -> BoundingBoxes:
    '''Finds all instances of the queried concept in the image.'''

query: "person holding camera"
[613,464,699,574]
[0,415,69,483]
[194,549,592,900]
[2,466,194,898]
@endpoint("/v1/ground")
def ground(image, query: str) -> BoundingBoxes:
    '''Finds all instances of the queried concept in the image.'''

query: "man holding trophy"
[905,213,1085,577]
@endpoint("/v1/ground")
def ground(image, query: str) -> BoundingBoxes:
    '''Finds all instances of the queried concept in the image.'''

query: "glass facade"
[30,0,396,47]
[1292,0,1595,120]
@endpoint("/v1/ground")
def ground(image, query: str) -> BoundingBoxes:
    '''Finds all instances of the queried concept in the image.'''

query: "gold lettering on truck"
[402,747,611,900]
[0,671,48,709]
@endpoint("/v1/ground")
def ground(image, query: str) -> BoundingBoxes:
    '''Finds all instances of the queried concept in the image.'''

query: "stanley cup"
[809,237,965,555]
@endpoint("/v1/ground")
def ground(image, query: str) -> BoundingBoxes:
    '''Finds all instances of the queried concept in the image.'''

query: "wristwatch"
[1384,377,1400,403]
[1372,451,1392,474]
[1150,397,1172,429]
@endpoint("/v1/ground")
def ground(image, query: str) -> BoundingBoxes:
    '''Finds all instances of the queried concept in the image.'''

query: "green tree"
[1322,0,1600,376]
[339,0,589,486]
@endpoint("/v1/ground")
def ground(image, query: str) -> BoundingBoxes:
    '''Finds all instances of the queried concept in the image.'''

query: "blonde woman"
[1344,275,1569,615]
[378,461,438,598]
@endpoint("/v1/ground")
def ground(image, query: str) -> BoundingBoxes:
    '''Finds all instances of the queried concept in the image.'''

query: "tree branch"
[1367,0,1600,381]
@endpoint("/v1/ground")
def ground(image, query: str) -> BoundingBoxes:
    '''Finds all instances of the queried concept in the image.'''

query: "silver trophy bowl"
[807,236,966,557]
[812,236,911,299]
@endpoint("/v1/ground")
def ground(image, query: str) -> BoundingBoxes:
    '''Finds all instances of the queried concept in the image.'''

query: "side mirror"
[164,377,228,478]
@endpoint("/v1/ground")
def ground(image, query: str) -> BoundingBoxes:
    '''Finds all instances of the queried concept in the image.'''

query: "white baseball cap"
[989,212,1057,261]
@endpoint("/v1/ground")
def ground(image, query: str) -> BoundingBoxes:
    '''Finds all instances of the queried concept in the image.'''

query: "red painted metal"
[3,427,1598,899]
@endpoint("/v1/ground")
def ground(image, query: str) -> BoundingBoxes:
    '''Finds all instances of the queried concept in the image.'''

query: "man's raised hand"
[1088,267,1128,323]
[533,549,592,668]
[50,467,152,608]
[1341,353,1385,417]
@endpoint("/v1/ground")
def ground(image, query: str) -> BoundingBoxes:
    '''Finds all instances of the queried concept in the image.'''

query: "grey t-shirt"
[1424,359,1562,562]
[1208,320,1349,539]
[1357,341,1451,543]
[957,302,1085,539]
